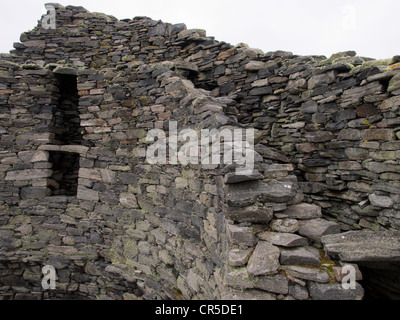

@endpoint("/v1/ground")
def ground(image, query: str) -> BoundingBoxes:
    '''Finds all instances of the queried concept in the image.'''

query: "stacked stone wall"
[0,4,399,300]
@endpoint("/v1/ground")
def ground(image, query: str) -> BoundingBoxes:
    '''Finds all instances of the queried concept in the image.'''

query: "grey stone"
[369,193,394,208]
[5,169,52,181]
[258,231,308,247]
[222,289,276,300]
[226,180,296,207]
[228,248,254,267]
[298,218,341,243]
[285,265,329,283]
[77,186,99,202]
[245,61,265,71]
[224,170,264,184]
[321,230,400,262]
[282,203,322,220]
[289,283,309,300]
[254,274,289,294]
[308,282,364,300]
[300,100,318,114]
[223,267,254,290]
[280,246,321,267]
[304,131,334,143]
[363,161,400,174]
[100,169,117,184]
[379,95,400,110]
[388,73,400,92]
[270,218,299,233]
[20,187,51,199]
[247,241,280,276]
[227,224,256,247]
[308,71,336,89]
[345,148,369,160]
[362,129,395,141]
[255,144,290,163]
[120,193,138,208]
[224,205,273,224]
[22,40,46,47]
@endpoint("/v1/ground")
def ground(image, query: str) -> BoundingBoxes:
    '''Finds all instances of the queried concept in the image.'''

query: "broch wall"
[0,4,399,300]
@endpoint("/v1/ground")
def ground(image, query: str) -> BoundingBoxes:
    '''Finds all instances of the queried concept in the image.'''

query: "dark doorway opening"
[49,151,80,196]
[54,74,82,145]
[359,263,400,300]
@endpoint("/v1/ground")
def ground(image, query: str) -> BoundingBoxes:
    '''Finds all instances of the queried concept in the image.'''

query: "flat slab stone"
[247,241,280,276]
[258,231,308,247]
[224,170,264,184]
[298,218,341,243]
[280,246,321,267]
[308,282,364,300]
[321,231,400,262]
[226,180,297,207]
[285,265,330,283]
[224,205,273,224]
[282,203,322,220]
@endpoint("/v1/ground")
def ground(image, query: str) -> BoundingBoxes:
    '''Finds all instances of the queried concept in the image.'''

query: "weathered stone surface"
[304,131,334,143]
[224,205,273,224]
[254,274,289,294]
[363,161,400,174]
[388,73,400,92]
[258,231,308,247]
[79,168,102,181]
[228,248,254,267]
[308,282,364,300]
[282,203,322,220]
[280,246,321,267]
[222,288,276,300]
[5,169,52,181]
[285,265,330,283]
[298,219,341,243]
[270,219,299,233]
[289,283,309,300]
[247,241,280,276]
[322,231,400,262]
[223,267,254,290]
[308,71,336,89]
[77,186,99,202]
[227,224,256,247]
[20,187,51,199]
[254,144,290,163]
[362,129,395,141]
[224,170,263,184]
[226,180,296,206]
[120,193,139,208]
[245,61,265,71]
[380,95,400,110]
[369,193,394,208]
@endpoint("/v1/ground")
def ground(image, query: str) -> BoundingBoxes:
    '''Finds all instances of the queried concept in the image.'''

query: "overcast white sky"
[0,0,399,59]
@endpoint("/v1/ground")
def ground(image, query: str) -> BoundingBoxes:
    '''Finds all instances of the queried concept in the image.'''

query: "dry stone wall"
[0,4,399,300]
